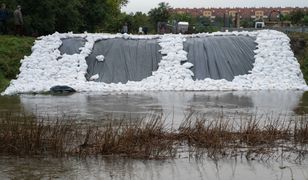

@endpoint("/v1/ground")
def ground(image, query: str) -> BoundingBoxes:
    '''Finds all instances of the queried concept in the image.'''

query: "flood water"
[0,155,307,180]
[0,91,308,180]
[1,91,307,125]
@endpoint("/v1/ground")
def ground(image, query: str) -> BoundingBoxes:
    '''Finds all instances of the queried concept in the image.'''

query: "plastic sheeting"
[59,38,85,55]
[59,36,255,83]
[86,38,161,83]
[184,36,256,81]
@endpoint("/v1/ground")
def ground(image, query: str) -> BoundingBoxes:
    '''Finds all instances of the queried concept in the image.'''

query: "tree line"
[281,10,308,26]
[1,1,308,36]
[0,1,217,35]
[1,0,128,35]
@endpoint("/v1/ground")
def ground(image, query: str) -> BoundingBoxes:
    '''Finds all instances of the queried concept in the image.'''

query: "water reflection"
[294,91,308,114]
[0,95,22,113]
[14,91,304,125]
[0,156,307,180]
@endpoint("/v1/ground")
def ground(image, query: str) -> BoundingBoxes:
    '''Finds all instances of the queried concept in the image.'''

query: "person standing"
[0,3,9,34]
[142,26,148,35]
[122,23,128,34]
[138,26,143,34]
[14,5,23,36]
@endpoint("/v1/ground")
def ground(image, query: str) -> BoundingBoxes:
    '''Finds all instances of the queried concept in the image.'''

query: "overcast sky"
[122,0,308,13]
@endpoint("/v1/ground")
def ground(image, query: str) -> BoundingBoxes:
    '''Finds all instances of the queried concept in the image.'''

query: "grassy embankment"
[289,32,308,83]
[0,35,35,92]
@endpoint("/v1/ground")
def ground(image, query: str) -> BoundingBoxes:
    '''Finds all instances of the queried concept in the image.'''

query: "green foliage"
[128,12,152,33]
[133,12,152,29]
[240,19,254,28]
[281,14,291,21]
[300,52,308,84]
[104,12,153,34]
[167,13,221,33]
[24,0,56,35]
[54,0,84,33]
[304,15,308,26]
[213,16,224,28]
[148,2,171,31]
[290,10,306,25]
[80,0,108,32]
[170,13,194,23]
[0,0,127,35]
[0,35,35,91]
[0,71,9,92]
[192,16,219,33]
[301,57,308,84]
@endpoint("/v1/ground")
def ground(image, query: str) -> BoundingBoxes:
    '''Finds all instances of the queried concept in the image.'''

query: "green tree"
[281,14,291,21]
[170,13,193,23]
[101,0,128,32]
[131,12,152,33]
[240,19,254,28]
[148,2,171,32]
[213,16,224,28]
[103,11,150,34]
[304,15,308,26]
[22,0,56,35]
[194,16,210,32]
[1,0,128,35]
[290,10,305,25]
[80,0,112,32]
[54,0,84,33]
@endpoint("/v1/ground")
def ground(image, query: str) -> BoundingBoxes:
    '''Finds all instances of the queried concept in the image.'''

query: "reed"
[0,112,307,160]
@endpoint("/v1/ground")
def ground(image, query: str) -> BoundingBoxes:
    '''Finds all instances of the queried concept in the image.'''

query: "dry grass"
[0,112,307,160]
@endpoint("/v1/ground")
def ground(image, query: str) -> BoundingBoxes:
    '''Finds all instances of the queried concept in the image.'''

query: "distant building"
[170,7,308,21]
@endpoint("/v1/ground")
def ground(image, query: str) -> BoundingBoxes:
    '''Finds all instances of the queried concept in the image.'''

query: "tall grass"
[0,112,307,160]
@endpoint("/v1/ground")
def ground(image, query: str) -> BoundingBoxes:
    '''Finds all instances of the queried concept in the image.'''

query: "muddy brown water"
[0,91,308,180]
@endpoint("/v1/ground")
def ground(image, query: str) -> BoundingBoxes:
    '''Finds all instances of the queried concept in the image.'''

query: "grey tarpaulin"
[184,36,256,81]
[59,38,85,55]
[59,36,255,83]
[86,38,161,83]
